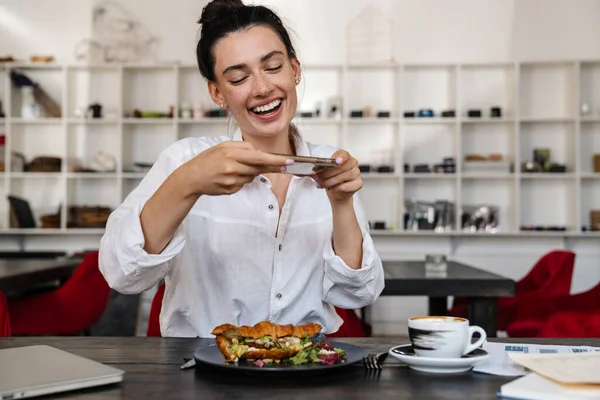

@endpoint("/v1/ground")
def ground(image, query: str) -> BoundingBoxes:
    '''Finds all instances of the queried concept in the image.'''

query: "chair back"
[516,250,575,297]
[9,250,110,335]
[147,283,165,337]
[0,291,11,337]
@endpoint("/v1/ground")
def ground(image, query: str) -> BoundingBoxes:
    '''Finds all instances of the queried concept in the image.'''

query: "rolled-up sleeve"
[321,194,385,309]
[99,143,188,295]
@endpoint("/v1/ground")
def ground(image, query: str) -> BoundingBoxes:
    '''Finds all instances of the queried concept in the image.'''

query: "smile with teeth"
[251,99,282,114]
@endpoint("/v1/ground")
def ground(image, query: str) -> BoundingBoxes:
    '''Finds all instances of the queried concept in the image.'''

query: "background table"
[0,258,81,293]
[1,337,597,400]
[378,261,516,337]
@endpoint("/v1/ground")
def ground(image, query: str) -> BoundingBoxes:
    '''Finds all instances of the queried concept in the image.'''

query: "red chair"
[0,291,11,337]
[506,282,600,337]
[537,310,600,338]
[449,250,575,331]
[147,283,369,337]
[8,251,110,336]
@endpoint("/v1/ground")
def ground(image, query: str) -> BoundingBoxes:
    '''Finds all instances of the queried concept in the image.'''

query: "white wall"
[1,0,600,336]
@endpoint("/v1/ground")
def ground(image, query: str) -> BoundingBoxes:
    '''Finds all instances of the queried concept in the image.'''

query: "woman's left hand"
[314,150,363,205]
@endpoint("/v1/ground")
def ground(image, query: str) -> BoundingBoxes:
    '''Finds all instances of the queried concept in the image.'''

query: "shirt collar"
[232,126,311,157]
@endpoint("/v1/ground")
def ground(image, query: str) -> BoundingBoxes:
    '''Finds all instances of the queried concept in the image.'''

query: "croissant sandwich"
[211,321,322,363]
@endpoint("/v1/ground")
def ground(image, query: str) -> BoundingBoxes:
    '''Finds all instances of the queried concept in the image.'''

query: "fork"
[362,351,388,370]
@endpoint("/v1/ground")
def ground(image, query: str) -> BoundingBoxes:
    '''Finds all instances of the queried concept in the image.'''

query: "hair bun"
[199,0,245,26]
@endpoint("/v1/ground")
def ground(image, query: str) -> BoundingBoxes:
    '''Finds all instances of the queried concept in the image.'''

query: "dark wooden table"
[379,261,516,337]
[0,258,82,293]
[1,337,597,399]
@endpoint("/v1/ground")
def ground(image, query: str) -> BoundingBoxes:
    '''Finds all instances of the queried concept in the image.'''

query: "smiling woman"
[98,0,385,338]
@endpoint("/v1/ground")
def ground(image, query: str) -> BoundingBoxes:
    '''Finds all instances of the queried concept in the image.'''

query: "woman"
[99,0,384,338]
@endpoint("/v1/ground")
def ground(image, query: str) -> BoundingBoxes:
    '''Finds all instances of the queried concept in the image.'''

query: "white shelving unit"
[0,60,599,242]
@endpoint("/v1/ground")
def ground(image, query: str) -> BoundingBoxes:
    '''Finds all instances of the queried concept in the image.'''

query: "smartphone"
[273,154,338,176]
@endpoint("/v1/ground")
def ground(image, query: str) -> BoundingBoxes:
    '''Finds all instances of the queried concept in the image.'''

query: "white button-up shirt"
[99,128,385,338]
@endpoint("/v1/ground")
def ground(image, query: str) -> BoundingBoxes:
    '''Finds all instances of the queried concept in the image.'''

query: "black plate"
[391,344,488,359]
[194,341,366,375]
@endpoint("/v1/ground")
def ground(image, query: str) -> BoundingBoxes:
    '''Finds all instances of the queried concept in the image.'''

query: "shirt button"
[278,244,282,251]
[260,177,267,183]
[268,204,274,210]
[276,293,282,299]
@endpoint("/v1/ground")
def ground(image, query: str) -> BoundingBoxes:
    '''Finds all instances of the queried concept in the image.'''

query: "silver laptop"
[0,345,124,399]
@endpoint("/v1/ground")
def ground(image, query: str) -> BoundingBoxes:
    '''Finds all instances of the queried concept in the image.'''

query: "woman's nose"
[253,74,273,97]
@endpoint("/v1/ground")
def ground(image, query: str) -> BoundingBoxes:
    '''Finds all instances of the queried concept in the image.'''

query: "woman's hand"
[177,141,293,197]
[314,150,363,205]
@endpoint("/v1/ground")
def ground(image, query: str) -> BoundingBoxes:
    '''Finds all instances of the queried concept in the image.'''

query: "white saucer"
[388,344,490,374]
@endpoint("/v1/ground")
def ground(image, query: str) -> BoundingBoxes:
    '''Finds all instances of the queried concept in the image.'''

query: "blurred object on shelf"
[20,87,43,119]
[325,96,342,119]
[403,111,415,118]
[8,196,37,229]
[462,204,499,233]
[590,211,600,231]
[11,152,25,172]
[68,206,111,228]
[180,101,192,119]
[346,4,393,65]
[581,102,590,115]
[10,70,62,118]
[363,106,372,118]
[0,56,16,63]
[358,165,370,173]
[467,109,481,118]
[40,206,61,229]
[88,103,102,119]
[413,164,431,173]
[377,111,390,118]
[0,99,5,118]
[368,221,387,230]
[0,135,5,172]
[377,165,394,173]
[405,199,454,232]
[520,226,567,232]
[490,106,502,118]
[132,162,153,172]
[349,110,363,118]
[464,153,511,173]
[521,148,566,173]
[193,103,204,120]
[594,154,600,173]
[29,55,54,63]
[74,1,160,63]
[441,109,455,118]
[131,107,173,118]
[204,108,229,118]
[26,157,61,173]
[409,157,454,174]
[87,151,116,172]
[418,109,434,117]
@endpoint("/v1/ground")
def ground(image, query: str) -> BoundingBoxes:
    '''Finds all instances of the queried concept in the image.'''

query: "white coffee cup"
[408,316,486,359]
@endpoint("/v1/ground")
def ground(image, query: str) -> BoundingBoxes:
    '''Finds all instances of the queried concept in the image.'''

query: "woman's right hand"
[177,141,293,196]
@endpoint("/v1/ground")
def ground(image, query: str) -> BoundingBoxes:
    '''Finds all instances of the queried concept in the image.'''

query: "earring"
[295,77,301,85]
[221,104,225,108]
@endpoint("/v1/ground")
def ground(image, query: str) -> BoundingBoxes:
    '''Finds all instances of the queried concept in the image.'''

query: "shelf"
[462,173,514,179]
[67,173,118,179]
[67,118,119,125]
[122,172,148,179]
[0,228,105,235]
[520,117,576,123]
[404,173,457,179]
[177,118,230,125]
[403,118,457,125]
[10,118,63,125]
[347,118,398,124]
[10,172,63,179]
[461,118,515,124]
[520,173,576,179]
[361,173,400,179]
[581,173,600,179]
[369,230,590,238]
[123,118,174,124]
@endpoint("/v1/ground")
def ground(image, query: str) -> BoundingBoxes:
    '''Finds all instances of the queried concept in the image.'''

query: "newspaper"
[473,341,600,376]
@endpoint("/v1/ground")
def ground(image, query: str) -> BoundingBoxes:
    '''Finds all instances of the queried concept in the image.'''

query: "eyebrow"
[221,51,284,75]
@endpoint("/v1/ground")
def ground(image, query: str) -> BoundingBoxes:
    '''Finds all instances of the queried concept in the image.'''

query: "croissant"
[211,321,322,362]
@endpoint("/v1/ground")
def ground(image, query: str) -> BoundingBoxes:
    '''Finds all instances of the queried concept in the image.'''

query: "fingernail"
[286,159,295,165]
[280,166,287,173]
[335,157,343,165]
